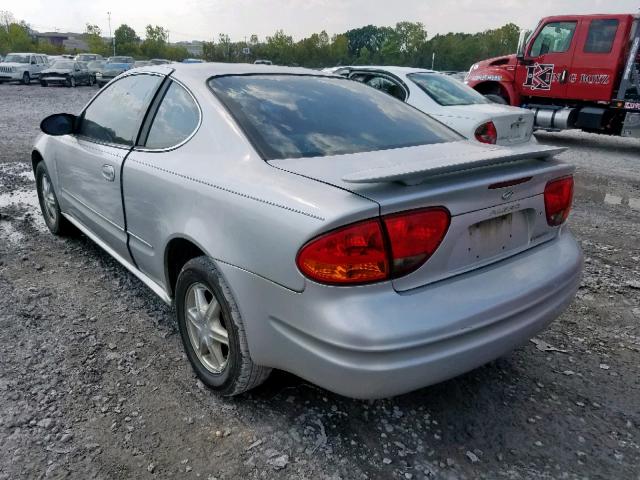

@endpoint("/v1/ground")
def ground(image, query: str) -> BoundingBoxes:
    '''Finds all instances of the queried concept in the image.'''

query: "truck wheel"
[21,72,30,85]
[175,256,271,396]
[485,94,508,105]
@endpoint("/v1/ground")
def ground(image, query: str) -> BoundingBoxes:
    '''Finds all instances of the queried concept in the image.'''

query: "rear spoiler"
[341,144,567,185]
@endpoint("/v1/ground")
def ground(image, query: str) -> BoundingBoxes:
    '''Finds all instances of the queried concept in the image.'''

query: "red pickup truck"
[466,14,639,138]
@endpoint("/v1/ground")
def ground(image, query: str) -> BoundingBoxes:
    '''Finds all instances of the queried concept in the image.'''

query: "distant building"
[36,31,89,52]
[175,41,203,57]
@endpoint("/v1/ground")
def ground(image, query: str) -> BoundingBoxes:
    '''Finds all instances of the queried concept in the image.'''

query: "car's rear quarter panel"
[123,88,379,294]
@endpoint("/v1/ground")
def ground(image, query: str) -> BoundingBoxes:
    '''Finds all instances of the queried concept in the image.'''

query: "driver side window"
[529,22,577,57]
[78,74,162,147]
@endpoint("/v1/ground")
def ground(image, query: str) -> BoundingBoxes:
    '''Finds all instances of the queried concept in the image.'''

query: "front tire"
[40,80,48,87]
[35,162,75,236]
[175,256,271,396]
[21,72,30,85]
[67,76,76,88]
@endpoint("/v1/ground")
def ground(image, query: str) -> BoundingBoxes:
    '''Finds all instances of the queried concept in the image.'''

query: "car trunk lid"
[269,140,574,291]
[435,104,535,145]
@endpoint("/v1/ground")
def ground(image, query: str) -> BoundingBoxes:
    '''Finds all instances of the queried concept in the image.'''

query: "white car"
[0,53,49,84]
[338,66,536,147]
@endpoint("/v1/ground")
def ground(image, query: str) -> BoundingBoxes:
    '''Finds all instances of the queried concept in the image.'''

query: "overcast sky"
[5,0,639,42]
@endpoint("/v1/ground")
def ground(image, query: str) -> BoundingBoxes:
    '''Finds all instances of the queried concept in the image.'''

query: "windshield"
[77,55,95,61]
[51,61,75,69]
[4,54,29,63]
[209,74,459,160]
[408,72,488,106]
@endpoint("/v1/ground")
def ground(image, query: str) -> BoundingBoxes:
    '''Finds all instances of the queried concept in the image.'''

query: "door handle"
[101,164,115,182]
[559,69,569,84]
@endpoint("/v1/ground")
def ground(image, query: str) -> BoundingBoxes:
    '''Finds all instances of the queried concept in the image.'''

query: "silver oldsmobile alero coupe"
[33,63,582,398]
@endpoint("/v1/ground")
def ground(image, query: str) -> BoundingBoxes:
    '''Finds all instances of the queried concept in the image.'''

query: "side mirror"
[40,113,77,136]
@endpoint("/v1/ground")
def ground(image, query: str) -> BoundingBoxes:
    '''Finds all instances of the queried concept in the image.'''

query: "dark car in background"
[96,56,134,87]
[86,60,106,83]
[40,60,92,87]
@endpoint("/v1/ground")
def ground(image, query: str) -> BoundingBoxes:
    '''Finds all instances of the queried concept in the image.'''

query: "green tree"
[114,24,139,56]
[140,25,168,58]
[84,24,108,56]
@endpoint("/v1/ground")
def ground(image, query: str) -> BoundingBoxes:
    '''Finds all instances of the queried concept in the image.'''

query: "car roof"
[343,65,437,75]
[134,62,336,82]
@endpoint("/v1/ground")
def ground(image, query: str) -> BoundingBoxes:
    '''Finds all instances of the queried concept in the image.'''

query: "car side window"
[145,81,200,149]
[529,22,577,57]
[584,19,619,54]
[365,75,406,101]
[78,74,162,147]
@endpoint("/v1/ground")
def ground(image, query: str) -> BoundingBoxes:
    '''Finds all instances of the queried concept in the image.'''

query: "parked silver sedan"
[32,63,582,398]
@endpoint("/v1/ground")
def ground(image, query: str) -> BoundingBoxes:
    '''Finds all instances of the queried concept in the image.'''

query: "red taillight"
[297,208,450,285]
[475,121,498,144]
[296,219,389,285]
[544,176,574,226]
[383,208,450,276]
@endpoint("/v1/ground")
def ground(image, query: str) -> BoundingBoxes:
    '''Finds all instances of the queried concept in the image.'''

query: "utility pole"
[431,52,436,70]
[107,11,115,56]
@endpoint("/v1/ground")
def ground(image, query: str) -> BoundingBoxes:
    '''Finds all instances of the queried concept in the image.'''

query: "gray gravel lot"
[0,82,639,479]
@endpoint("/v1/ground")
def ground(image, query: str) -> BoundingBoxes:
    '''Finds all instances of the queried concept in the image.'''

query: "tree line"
[1,10,519,71]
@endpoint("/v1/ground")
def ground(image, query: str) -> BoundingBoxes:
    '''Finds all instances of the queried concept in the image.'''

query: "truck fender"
[470,80,521,106]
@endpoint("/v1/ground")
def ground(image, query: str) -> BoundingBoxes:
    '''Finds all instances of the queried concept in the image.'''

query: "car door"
[56,73,164,262]
[516,20,578,99]
[569,17,628,102]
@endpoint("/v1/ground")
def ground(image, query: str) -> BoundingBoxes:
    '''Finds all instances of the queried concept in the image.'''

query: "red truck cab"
[466,14,640,138]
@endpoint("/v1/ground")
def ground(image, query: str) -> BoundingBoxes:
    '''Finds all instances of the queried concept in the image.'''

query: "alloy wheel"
[184,283,230,374]
[40,172,58,224]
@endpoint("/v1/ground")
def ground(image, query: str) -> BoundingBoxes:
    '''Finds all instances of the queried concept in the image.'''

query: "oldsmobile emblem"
[501,190,515,200]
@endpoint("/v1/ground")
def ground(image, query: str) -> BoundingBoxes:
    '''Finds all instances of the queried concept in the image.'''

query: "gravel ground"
[0,82,639,480]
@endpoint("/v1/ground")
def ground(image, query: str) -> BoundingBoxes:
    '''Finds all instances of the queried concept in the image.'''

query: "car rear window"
[208,74,460,160]
[408,72,489,106]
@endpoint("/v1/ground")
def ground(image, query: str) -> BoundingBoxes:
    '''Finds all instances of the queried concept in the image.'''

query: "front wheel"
[40,80,48,87]
[35,162,75,236]
[175,256,271,396]
[21,72,30,85]
[88,75,94,86]
[67,76,76,88]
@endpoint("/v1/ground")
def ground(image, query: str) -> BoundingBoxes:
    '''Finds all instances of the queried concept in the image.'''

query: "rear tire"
[35,162,75,236]
[175,256,271,396]
[485,93,508,105]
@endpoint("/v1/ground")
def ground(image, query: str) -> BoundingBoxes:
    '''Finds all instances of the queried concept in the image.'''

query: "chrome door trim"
[128,231,153,249]
[62,212,172,305]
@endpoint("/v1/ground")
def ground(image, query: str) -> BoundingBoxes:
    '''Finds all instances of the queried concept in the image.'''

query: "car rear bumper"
[219,227,582,399]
